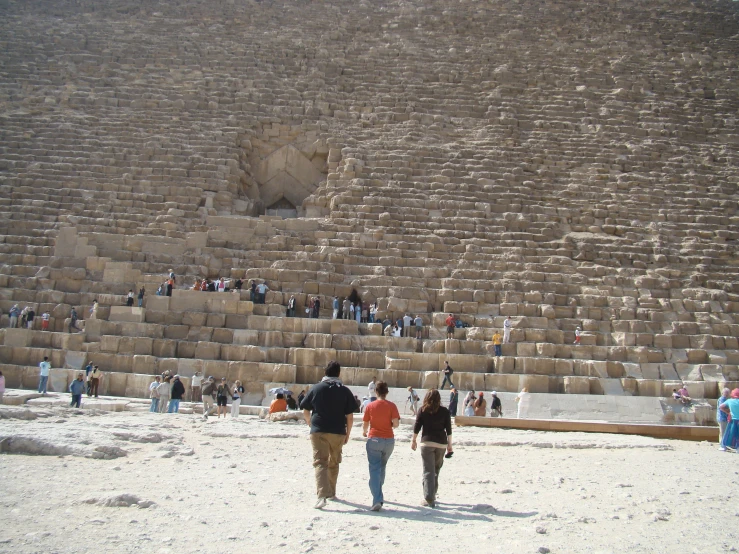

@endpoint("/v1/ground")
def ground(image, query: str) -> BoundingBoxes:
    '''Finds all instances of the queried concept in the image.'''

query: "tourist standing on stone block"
[84,362,93,395]
[503,316,512,344]
[166,276,174,297]
[402,313,412,337]
[20,306,28,328]
[69,373,85,408]
[381,317,391,331]
[68,307,80,333]
[515,387,529,419]
[202,376,216,419]
[300,361,357,510]
[717,387,730,446]
[492,331,502,357]
[406,386,420,415]
[396,316,404,337]
[89,300,98,320]
[313,297,321,319]
[490,391,503,417]
[157,376,171,412]
[0,370,5,404]
[361,302,369,323]
[41,311,50,331]
[362,380,400,512]
[216,378,231,418]
[448,387,458,416]
[440,361,454,390]
[720,389,739,451]
[38,356,51,394]
[231,381,244,417]
[8,304,19,328]
[574,326,581,345]
[369,303,377,323]
[250,280,257,302]
[191,371,203,402]
[126,290,134,307]
[90,365,102,398]
[343,298,351,320]
[445,313,455,339]
[26,307,35,329]
[411,389,453,508]
[355,303,361,323]
[138,287,145,307]
[169,375,185,413]
[257,282,268,304]
[332,297,339,319]
[149,376,161,413]
[287,295,296,318]
[414,315,423,339]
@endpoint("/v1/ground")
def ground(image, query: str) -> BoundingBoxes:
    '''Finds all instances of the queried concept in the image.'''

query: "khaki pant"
[311,432,346,499]
[191,386,202,402]
[203,396,215,417]
[421,446,445,503]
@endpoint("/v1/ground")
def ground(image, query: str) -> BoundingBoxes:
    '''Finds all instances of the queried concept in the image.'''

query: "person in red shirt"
[362,381,400,512]
[445,313,455,339]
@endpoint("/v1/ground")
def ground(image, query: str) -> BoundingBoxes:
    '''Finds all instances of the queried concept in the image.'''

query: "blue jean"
[150,398,159,412]
[494,344,502,357]
[366,437,395,506]
[138,298,143,307]
[168,399,180,413]
[70,394,81,408]
[440,375,454,389]
[38,375,49,393]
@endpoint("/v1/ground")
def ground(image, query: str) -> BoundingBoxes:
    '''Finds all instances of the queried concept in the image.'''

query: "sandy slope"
[0,407,734,554]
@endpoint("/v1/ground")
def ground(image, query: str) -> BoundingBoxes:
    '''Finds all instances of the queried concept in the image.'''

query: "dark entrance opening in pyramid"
[266,197,297,218]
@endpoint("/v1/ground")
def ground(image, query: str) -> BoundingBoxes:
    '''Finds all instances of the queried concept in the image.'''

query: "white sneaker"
[719,446,727,451]
[314,498,327,509]
[370,503,382,512]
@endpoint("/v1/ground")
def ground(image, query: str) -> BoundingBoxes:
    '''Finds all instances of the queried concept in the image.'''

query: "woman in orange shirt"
[362,381,400,512]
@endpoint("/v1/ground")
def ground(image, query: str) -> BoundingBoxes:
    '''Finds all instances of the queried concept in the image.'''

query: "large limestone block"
[164,326,189,340]
[48,367,72,393]
[386,357,412,371]
[454,372,486,391]
[204,361,229,379]
[675,363,702,381]
[233,330,260,345]
[64,351,86,370]
[152,339,177,358]
[225,314,249,329]
[132,355,158,375]
[516,343,536,357]
[120,322,163,339]
[109,307,146,323]
[125,373,154,399]
[519,375,550,393]
[169,290,209,312]
[182,312,208,327]
[212,328,234,344]
[331,319,359,335]
[257,363,296,383]
[422,341,446,354]
[494,356,515,373]
[295,365,325,385]
[305,334,332,349]
[4,329,31,347]
[221,344,248,362]
[100,335,121,353]
[563,376,591,394]
[106,372,128,397]
[145,296,170,311]
[177,358,204,377]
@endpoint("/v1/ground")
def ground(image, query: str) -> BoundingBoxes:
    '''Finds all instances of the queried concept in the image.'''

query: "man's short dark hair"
[325,361,341,378]
[276,393,284,399]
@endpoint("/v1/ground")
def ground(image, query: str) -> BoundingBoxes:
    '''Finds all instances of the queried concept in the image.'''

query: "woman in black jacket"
[410,389,453,508]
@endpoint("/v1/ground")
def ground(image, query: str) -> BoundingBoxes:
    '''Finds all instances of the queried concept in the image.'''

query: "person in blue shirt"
[719,389,739,452]
[717,387,730,447]
[69,373,85,408]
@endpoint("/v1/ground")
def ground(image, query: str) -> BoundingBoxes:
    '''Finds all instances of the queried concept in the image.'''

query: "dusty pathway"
[0,407,732,553]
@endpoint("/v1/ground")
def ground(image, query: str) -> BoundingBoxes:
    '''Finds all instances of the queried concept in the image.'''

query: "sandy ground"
[0,406,734,554]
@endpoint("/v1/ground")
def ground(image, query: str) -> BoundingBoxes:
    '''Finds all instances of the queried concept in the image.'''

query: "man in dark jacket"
[440,361,454,389]
[300,361,357,509]
[490,391,503,417]
[448,387,458,416]
[168,375,185,413]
